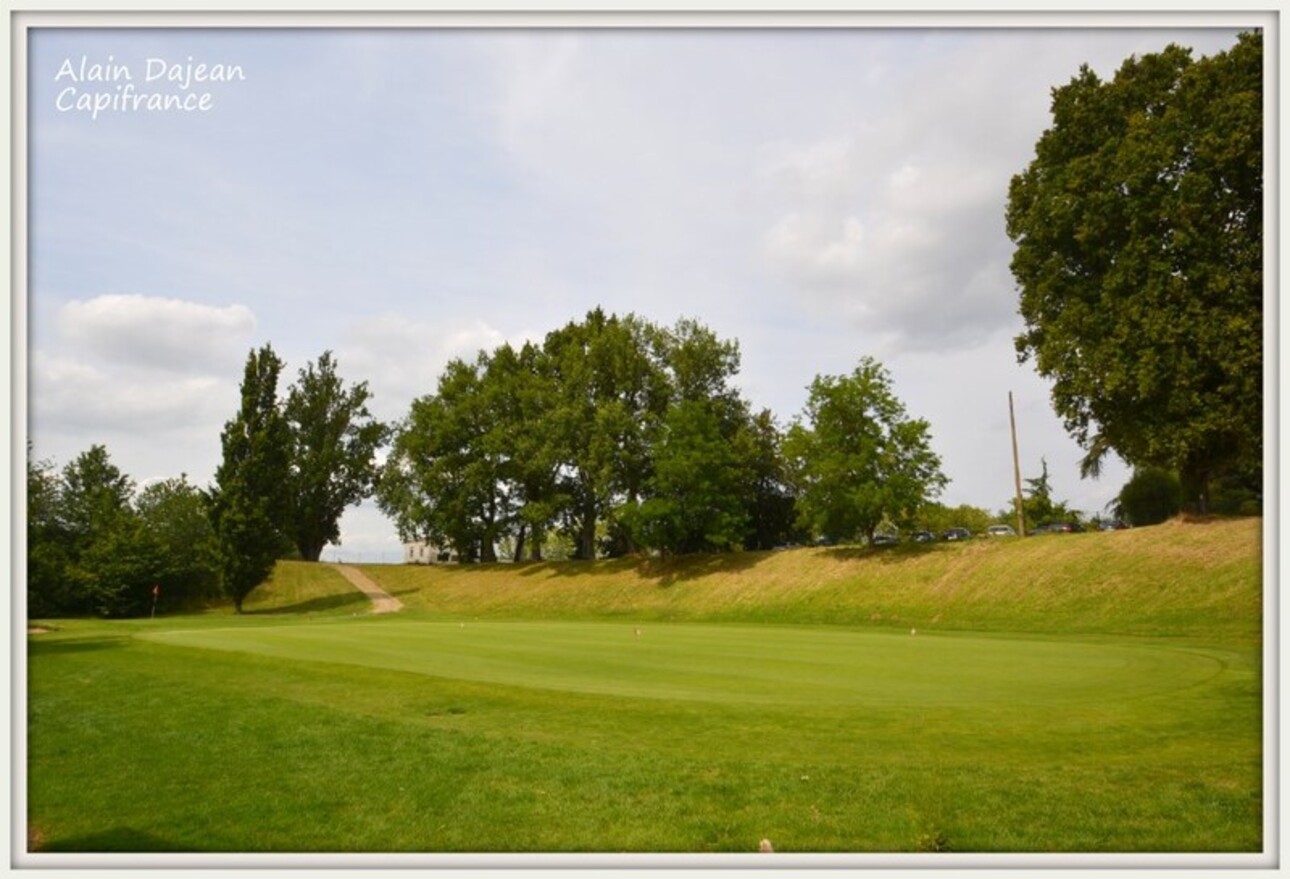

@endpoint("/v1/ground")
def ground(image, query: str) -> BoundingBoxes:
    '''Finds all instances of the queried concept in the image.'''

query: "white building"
[403,541,455,564]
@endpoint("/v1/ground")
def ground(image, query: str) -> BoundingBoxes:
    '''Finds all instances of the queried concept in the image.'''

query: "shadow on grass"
[244,591,369,616]
[26,637,124,656]
[39,827,199,853]
[821,543,947,565]
[514,550,767,587]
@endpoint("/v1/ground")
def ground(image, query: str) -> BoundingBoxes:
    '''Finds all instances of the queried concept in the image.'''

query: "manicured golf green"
[142,619,1231,708]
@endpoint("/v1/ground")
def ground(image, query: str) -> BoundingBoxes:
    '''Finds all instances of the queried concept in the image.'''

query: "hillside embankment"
[348,517,1262,645]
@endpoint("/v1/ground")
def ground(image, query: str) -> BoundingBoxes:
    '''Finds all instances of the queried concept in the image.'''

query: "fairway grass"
[25,518,1264,856]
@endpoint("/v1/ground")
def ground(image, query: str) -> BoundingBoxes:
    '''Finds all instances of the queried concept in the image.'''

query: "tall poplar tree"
[208,345,291,612]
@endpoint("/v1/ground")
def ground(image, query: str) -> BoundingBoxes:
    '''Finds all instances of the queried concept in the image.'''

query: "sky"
[22,14,1261,562]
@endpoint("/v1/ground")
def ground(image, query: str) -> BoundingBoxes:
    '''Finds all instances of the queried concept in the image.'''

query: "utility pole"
[1009,392,1026,537]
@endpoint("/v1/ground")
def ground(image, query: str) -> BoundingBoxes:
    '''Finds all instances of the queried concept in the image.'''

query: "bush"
[1117,468,1183,527]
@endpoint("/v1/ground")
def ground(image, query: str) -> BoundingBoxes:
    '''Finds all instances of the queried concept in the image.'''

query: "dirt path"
[333,564,404,615]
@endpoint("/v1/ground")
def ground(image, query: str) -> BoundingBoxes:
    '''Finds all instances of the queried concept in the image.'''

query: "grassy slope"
[359,517,1262,645]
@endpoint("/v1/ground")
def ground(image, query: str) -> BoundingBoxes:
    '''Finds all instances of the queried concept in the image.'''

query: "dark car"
[871,533,899,547]
[1099,520,1129,531]
[942,527,972,541]
[911,530,936,543]
[1037,522,1083,534]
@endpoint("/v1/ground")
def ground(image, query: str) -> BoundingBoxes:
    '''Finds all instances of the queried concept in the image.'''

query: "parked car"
[911,530,936,543]
[985,524,1017,537]
[871,532,899,547]
[942,527,972,541]
[1099,520,1129,531]
[1037,522,1083,533]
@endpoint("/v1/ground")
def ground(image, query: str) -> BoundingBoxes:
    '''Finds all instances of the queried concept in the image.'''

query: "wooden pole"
[1009,392,1026,537]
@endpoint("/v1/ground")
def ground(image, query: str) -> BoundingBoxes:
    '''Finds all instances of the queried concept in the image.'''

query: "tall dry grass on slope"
[357,517,1261,644]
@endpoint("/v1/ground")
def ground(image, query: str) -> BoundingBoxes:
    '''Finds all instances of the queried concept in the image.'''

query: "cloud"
[29,350,235,437]
[336,313,535,422]
[57,294,255,373]
[756,115,1020,350]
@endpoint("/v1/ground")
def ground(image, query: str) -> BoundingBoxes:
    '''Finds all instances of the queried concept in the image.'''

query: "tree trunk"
[1181,458,1211,515]
[579,502,598,560]
[513,523,527,563]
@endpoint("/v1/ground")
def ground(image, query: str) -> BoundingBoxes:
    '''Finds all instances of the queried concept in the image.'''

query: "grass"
[361,517,1261,643]
[24,517,1264,856]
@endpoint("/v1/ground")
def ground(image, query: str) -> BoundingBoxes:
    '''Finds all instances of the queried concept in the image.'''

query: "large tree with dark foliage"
[27,446,220,618]
[1006,32,1262,511]
[378,309,798,561]
[207,345,292,612]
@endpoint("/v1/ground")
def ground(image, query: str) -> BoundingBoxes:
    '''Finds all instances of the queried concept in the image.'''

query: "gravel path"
[333,564,404,615]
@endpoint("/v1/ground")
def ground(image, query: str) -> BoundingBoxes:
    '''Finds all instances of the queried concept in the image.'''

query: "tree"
[208,345,292,612]
[378,355,511,563]
[379,310,766,561]
[784,358,948,545]
[283,351,387,561]
[135,475,222,605]
[29,446,229,618]
[76,515,169,618]
[733,409,801,550]
[483,342,562,561]
[1006,33,1262,511]
[626,319,769,555]
[27,450,75,617]
[29,445,171,618]
[1023,460,1055,530]
[918,503,995,537]
[1115,467,1182,526]
[56,445,144,616]
[542,309,669,559]
[628,399,749,555]
[59,444,135,556]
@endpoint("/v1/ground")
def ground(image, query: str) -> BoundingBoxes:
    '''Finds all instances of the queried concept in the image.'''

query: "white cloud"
[57,294,255,374]
[336,313,536,423]
[30,350,234,437]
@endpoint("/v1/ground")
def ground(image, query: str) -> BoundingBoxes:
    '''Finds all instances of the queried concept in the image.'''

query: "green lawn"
[25,519,1264,855]
[28,619,1260,854]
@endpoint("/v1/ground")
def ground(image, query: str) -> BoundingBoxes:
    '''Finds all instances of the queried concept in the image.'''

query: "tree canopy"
[783,358,948,545]
[27,447,220,618]
[377,309,806,561]
[1006,32,1262,510]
